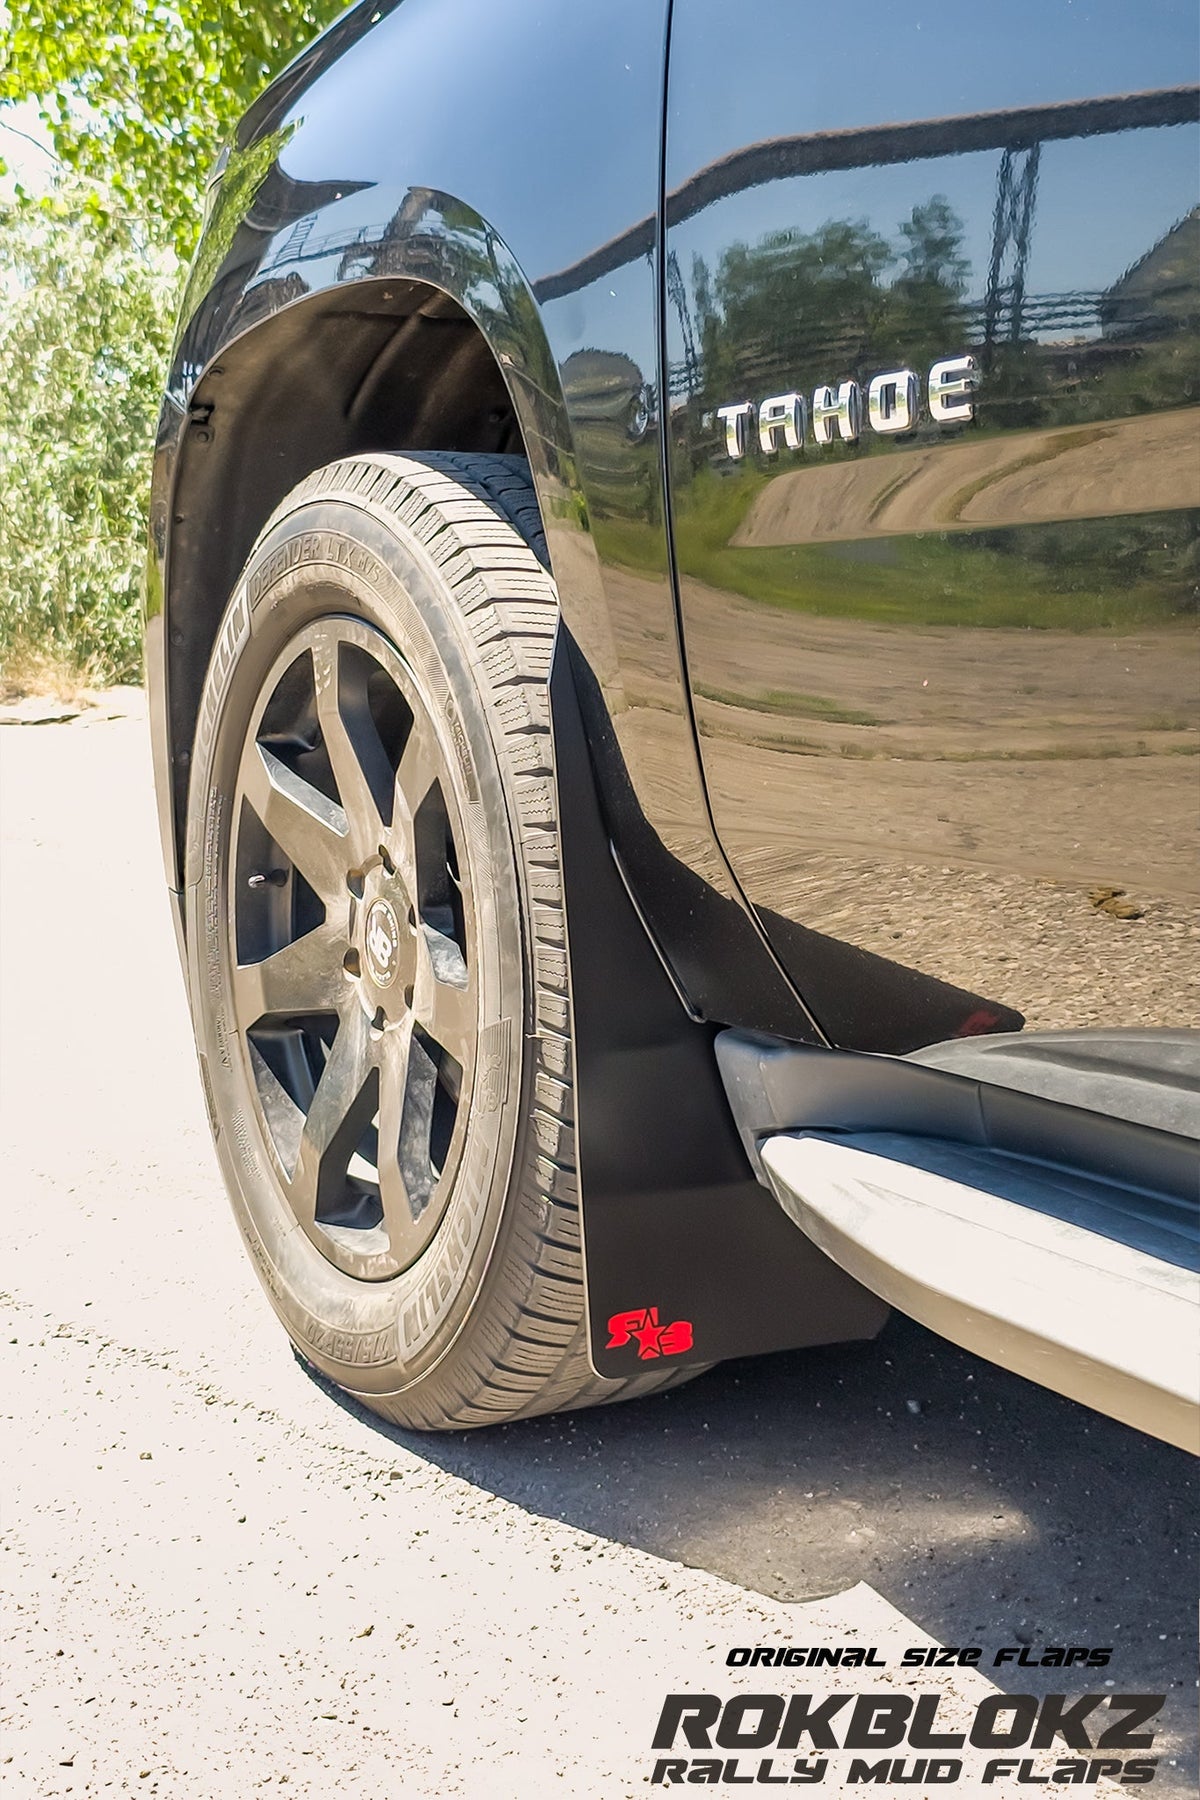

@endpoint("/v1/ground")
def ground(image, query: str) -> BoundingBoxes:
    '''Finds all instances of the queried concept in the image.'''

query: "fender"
[150,0,815,1035]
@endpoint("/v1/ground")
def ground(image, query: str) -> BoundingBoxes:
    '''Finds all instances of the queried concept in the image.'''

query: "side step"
[761,1129,1198,1452]
[716,1032,1199,1453]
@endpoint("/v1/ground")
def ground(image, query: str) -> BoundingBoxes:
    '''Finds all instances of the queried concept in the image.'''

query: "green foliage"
[0,180,177,683]
[609,463,1198,635]
[0,0,347,687]
[0,0,347,257]
[691,196,971,409]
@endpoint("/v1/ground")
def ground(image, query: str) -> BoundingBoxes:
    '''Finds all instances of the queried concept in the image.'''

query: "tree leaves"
[0,182,176,682]
[1,0,347,257]
[0,2,346,684]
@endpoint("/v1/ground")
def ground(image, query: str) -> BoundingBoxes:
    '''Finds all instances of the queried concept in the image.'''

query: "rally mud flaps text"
[648,1691,1164,1786]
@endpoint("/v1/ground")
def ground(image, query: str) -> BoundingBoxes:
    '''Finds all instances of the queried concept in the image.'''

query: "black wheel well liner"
[162,277,523,885]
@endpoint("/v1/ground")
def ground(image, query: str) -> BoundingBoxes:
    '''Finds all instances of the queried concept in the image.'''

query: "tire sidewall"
[184,494,531,1399]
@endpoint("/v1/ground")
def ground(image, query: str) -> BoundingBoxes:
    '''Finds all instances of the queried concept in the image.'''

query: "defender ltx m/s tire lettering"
[184,453,688,1428]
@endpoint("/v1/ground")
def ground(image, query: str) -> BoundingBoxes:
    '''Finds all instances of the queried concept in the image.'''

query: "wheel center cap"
[363,896,402,987]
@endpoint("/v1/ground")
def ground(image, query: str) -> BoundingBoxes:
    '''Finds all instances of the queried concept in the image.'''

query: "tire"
[184,452,692,1429]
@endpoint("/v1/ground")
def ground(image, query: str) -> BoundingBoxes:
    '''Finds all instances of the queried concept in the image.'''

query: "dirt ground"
[2,705,1196,1798]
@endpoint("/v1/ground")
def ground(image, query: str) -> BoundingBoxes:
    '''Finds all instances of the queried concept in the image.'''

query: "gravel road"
[2,705,1195,1798]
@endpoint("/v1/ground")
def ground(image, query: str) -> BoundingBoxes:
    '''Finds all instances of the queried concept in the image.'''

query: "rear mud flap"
[549,638,887,1379]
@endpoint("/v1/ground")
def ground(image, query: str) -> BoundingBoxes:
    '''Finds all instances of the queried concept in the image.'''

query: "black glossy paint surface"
[664,0,1199,1050]
[154,0,1199,1056]
[153,0,819,1034]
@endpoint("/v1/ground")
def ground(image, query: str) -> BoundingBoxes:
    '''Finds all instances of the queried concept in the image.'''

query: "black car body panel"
[663,0,1199,1054]
[151,0,812,1040]
[148,0,1198,1383]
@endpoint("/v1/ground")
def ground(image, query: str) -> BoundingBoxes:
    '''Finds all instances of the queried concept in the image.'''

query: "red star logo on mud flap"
[605,1307,694,1360]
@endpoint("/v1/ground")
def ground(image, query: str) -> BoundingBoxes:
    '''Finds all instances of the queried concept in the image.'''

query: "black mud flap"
[549,638,888,1380]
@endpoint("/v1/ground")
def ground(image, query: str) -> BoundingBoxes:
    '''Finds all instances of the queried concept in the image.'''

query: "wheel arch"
[151,210,588,897]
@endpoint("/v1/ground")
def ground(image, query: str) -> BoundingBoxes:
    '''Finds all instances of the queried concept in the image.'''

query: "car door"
[662,0,1199,1053]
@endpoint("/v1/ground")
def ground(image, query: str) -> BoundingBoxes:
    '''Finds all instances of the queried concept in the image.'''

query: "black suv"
[148,0,1199,1438]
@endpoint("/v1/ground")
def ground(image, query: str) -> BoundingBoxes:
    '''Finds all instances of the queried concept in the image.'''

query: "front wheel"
[184,452,692,1428]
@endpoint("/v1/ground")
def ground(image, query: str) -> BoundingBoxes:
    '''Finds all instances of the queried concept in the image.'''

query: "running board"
[714,1031,1199,1452]
[760,1129,1199,1453]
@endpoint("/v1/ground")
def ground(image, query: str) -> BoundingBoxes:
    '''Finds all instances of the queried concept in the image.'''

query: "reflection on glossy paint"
[665,4,1199,1050]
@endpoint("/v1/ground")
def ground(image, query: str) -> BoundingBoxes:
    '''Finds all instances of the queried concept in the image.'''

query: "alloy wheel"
[227,616,477,1281]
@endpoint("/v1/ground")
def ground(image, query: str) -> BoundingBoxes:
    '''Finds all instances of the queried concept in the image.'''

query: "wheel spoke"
[240,739,348,903]
[376,1019,429,1257]
[385,720,441,902]
[414,935,475,1070]
[393,716,440,828]
[289,1007,376,1225]
[313,638,389,856]
[233,924,346,1027]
